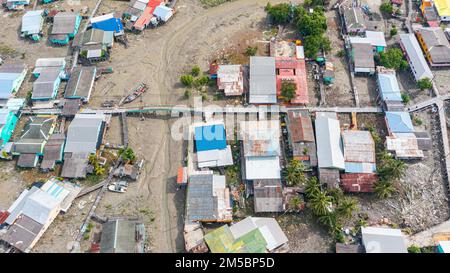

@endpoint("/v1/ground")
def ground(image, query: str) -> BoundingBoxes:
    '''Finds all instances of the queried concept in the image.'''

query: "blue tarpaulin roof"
[91,18,123,34]
[195,124,227,152]
[385,112,414,133]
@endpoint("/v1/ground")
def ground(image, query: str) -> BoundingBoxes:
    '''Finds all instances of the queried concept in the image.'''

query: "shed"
[153,5,173,22]
[50,12,81,45]
[361,226,407,253]
[249,56,277,104]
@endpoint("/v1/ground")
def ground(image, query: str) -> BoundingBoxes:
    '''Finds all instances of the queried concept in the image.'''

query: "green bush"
[180,75,194,87]
[191,66,201,77]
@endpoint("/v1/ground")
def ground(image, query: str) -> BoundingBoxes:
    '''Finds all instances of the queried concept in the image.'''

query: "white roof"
[21,10,44,35]
[315,115,345,169]
[197,145,233,168]
[153,5,173,22]
[90,13,114,24]
[361,227,407,253]
[245,156,281,180]
[399,33,434,81]
[64,113,105,155]
[21,189,59,225]
[366,31,387,47]
[439,241,450,253]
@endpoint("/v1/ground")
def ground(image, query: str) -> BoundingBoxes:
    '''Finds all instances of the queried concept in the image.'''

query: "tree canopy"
[417,77,433,90]
[281,81,297,102]
[296,7,327,37]
[284,159,307,186]
[265,3,292,25]
[303,34,331,58]
[379,48,408,71]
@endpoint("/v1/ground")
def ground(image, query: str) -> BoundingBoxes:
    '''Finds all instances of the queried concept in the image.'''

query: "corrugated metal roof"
[253,180,283,213]
[217,65,244,96]
[51,12,79,35]
[399,33,433,80]
[385,111,414,133]
[64,66,96,100]
[377,69,402,102]
[100,220,139,253]
[64,113,105,155]
[315,115,345,169]
[287,111,315,142]
[342,130,376,165]
[361,227,407,253]
[341,173,377,192]
[21,10,44,35]
[249,56,276,104]
[352,42,375,69]
[1,214,43,252]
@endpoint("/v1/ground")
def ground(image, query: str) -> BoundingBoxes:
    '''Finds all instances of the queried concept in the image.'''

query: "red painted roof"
[133,0,161,30]
[391,0,403,5]
[0,211,10,224]
[340,173,378,193]
[275,57,308,104]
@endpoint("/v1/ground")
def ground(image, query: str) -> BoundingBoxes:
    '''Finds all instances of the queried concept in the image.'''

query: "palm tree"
[377,151,406,181]
[289,196,305,211]
[374,179,397,199]
[285,159,307,186]
[336,196,358,220]
[305,176,321,199]
[318,212,337,229]
[310,190,333,216]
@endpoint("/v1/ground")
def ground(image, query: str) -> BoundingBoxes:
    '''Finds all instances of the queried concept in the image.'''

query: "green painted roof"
[204,225,267,253]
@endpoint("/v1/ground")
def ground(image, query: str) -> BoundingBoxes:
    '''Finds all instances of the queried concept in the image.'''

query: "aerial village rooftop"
[0,0,449,255]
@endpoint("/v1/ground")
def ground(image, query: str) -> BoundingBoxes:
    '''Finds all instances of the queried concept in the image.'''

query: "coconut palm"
[377,151,406,181]
[374,179,397,199]
[310,190,333,216]
[285,159,307,186]
[305,176,321,199]
[336,196,358,220]
[318,212,337,229]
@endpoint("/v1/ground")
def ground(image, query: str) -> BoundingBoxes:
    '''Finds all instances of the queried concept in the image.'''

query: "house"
[204,217,289,253]
[153,5,174,23]
[185,173,232,223]
[315,112,344,188]
[4,0,30,10]
[386,133,424,159]
[13,115,57,168]
[285,110,317,168]
[40,133,65,171]
[399,33,434,81]
[342,130,376,174]
[421,0,440,27]
[2,187,60,252]
[350,42,375,74]
[73,28,114,49]
[79,44,110,64]
[433,0,450,22]
[193,122,233,168]
[31,68,63,101]
[133,0,162,31]
[32,58,66,77]
[376,66,404,111]
[249,56,277,104]
[216,65,244,96]
[0,63,28,100]
[385,111,414,134]
[340,6,367,35]
[253,179,283,213]
[90,13,124,36]
[361,226,408,253]
[240,120,281,180]
[50,12,82,45]
[100,219,146,253]
[124,0,149,24]
[61,113,106,178]
[315,113,344,170]
[415,27,450,67]
[0,109,18,147]
[64,66,97,102]
[348,31,387,52]
[21,10,45,41]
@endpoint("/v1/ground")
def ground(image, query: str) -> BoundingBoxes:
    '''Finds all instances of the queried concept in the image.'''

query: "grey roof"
[186,174,218,222]
[17,153,38,168]
[1,214,43,252]
[315,115,345,169]
[64,113,104,155]
[0,63,27,74]
[13,116,56,154]
[62,98,81,117]
[416,27,450,64]
[361,227,407,253]
[253,180,283,213]
[64,66,96,100]
[352,43,375,69]
[51,12,78,35]
[73,28,114,48]
[60,157,89,178]
[399,33,434,80]
[249,56,276,104]
[342,6,366,32]
[41,133,65,170]
[32,68,61,100]
[100,220,139,253]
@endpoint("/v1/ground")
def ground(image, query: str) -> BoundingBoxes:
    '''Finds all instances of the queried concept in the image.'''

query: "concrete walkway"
[407,220,450,247]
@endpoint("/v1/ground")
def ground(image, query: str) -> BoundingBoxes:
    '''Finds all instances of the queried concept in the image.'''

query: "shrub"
[244,46,258,56]
[180,75,194,87]
[191,66,201,77]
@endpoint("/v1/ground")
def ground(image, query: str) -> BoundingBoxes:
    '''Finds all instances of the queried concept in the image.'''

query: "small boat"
[120,83,148,105]
[108,181,128,193]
